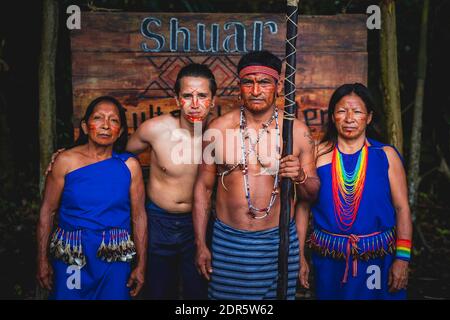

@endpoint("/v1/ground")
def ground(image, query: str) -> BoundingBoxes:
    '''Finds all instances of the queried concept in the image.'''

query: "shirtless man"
[192,51,320,300]
[126,63,216,299]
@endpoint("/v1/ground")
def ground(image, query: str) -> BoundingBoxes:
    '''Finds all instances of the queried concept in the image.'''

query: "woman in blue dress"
[296,83,413,299]
[36,96,147,299]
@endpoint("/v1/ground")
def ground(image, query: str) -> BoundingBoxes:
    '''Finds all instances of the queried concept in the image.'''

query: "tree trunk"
[407,0,429,222]
[380,0,403,154]
[36,0,58,300]
[39,0,58,193]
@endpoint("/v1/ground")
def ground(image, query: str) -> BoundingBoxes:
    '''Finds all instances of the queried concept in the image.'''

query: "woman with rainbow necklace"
[297,83,412,299]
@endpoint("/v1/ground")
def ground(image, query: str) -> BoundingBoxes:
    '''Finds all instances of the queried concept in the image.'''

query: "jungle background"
[0,0,449,300]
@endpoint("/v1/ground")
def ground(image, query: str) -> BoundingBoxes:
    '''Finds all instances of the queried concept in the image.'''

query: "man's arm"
[126,120,154,155]
[125,157,147,297]
[295,121,320,202]
[192,126,218,281]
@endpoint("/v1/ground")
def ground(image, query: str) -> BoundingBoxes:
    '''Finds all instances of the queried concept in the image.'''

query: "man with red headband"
[193,50,320,299]
[127,63,216,299]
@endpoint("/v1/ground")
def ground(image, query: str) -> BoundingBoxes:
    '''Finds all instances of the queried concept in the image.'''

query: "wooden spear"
[277,0,300,300]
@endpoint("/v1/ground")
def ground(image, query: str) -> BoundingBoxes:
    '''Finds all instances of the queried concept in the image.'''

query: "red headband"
[238,65,280,81]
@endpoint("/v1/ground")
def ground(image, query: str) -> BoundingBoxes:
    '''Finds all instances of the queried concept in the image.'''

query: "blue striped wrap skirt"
[208,218,299,300]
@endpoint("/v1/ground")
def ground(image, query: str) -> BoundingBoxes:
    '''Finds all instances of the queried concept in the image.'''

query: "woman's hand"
[127,266,145,297]
[388,259,409,292]
[36,258,54,290]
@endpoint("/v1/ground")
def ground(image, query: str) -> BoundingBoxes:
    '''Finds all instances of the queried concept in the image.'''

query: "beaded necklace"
[239,105,280,219]
[331,142,368,231]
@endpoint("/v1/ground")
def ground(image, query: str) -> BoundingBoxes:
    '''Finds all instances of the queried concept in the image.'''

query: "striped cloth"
[208,218,299,300]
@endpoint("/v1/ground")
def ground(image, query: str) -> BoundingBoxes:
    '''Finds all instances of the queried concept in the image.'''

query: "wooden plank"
[296,88,335,140]
[70,13,368,166]
[71,13,366,53]
[73,88,334,132]
[72,51,366,90]
[72,91,236,129]
[72,87,338,166]
[71,53,241,92]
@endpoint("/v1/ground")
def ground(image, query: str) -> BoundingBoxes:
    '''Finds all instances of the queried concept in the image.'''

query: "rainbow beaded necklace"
[331,142,368,231]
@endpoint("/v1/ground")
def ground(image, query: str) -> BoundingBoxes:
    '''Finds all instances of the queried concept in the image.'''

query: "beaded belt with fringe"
[49,227,136,267]
[308,228,396,284]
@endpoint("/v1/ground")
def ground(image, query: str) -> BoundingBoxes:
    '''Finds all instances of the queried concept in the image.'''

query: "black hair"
[320,83,384,155]
[74,96,128,153]
[174,63,217,97]
[237,50,282,77]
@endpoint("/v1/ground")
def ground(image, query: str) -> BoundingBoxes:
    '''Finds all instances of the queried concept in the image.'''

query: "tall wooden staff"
[277,0,300,300]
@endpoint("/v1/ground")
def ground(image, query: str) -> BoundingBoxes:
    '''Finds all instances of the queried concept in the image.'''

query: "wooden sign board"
[70,12,367,165]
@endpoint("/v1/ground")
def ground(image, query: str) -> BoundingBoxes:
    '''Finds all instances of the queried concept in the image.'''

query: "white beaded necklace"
[239,105,281,219]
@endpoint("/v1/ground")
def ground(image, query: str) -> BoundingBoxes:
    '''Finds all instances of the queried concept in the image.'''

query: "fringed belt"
[308,228,396,284]
[49,227,136,267]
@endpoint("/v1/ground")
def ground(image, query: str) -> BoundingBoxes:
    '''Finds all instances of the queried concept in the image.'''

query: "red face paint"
[110,125,121,135]
[239,73,277,112]
[85,102,122,144]
[184,114,204,122]
[178,78,214,123]
[333,94,370,139]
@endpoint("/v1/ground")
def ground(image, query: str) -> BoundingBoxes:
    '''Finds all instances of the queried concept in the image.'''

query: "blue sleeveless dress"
[310,139,406,300]
[49,152,135,300]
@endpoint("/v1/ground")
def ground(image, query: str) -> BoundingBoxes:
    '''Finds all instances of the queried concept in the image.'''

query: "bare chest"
[150,130,201,177]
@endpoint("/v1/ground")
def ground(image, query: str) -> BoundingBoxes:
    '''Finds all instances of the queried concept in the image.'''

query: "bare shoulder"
[292,119,315,151]
[293,118,310,134]
[317,141,333,155]
[142,114,176,130]
[124,156,142,176]
[136,114,176,139]
[51,146,83,176]
[382,146,403,167]
[207,109,240,131]
[316,141,334,167]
